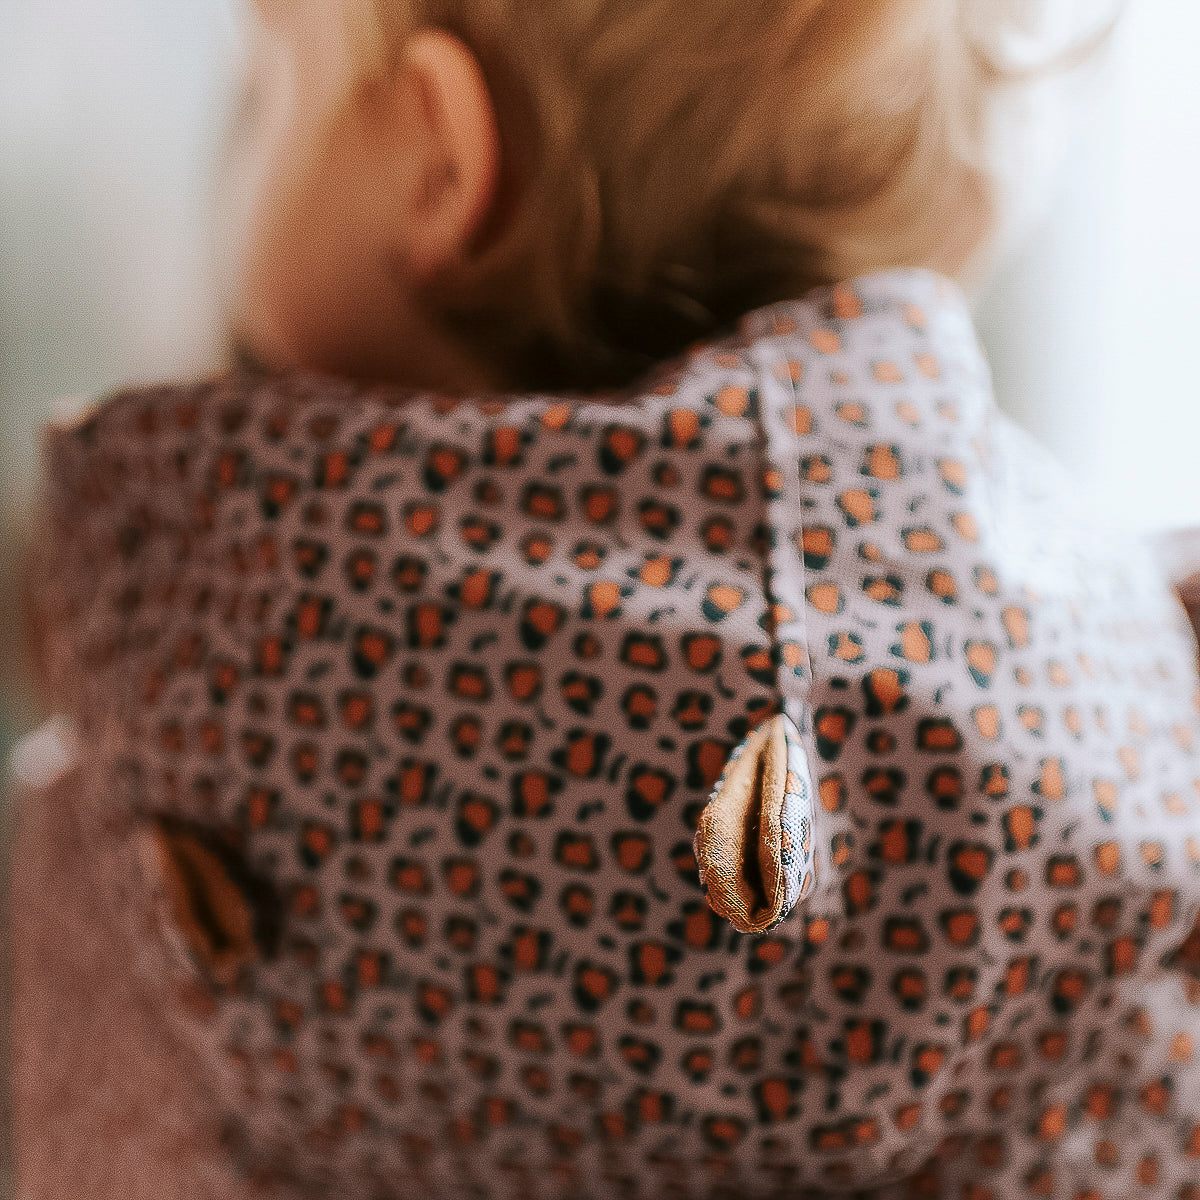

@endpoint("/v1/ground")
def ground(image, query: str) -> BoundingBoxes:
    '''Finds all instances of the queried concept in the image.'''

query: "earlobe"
[396,29,501,280]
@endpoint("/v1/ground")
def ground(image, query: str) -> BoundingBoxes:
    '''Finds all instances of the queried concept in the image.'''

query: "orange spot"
[714,386,750,417]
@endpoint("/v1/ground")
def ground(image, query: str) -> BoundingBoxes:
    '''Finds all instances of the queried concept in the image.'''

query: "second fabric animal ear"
[693,712,816,934]
[140,818,262,987]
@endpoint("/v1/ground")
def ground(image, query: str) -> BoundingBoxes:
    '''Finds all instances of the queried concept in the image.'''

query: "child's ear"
[388,29,501,280]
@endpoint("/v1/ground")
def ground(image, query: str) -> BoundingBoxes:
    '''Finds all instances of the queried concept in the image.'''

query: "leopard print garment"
[33,270,1200,1199]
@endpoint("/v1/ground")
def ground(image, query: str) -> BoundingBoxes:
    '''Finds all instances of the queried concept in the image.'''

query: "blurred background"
[0,0,1198,754]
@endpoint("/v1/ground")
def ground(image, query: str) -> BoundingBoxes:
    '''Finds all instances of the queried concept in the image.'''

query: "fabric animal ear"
[140,819,261,987]
[693,713,817,934]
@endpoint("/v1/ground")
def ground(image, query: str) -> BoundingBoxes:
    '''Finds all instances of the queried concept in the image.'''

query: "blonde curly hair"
[344,0,1109,389]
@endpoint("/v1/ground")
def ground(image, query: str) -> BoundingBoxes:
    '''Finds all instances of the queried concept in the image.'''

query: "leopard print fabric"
[34,270,1200,1199]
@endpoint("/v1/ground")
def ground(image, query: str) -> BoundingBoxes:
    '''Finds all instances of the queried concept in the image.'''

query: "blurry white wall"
[0,0,1198,536]
[976,0,1200,534]
[0,0,242,499]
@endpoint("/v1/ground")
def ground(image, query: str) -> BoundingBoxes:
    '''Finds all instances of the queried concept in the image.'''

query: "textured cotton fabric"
[32,270,1200,1198]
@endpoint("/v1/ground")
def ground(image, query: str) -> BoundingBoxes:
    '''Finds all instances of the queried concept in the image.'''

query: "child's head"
[221,0,1059,392]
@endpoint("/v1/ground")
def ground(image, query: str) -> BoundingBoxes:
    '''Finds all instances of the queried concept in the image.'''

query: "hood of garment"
[31,269,1200,1199]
